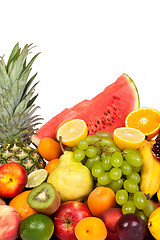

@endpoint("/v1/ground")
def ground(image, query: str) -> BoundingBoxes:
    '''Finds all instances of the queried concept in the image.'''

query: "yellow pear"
[47,151,93,202]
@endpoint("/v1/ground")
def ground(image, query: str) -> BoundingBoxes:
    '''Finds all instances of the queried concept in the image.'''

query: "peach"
[0,205,21,240]
[0,197,6,205]
[0,162,28,198]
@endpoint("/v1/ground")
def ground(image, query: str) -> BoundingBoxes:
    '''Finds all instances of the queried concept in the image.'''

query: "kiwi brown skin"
[27,182,61,215]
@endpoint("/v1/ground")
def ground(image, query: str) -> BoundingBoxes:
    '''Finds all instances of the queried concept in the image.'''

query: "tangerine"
[38,137,61,161]
[45,158,60,174]
[87,186,116,217]
[9,190,37,220]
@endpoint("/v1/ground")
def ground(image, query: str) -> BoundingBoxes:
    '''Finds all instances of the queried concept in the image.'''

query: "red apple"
[53,201,92,240]
[0,162,28,198]
[0,205,21,240]
[101,207,123,233]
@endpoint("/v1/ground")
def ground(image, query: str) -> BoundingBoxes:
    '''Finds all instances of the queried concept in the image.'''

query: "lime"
[19,213,54,240]
[26,169,48,188]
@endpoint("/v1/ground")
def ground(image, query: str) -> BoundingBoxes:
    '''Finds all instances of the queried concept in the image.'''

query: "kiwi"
[27,182,61,215]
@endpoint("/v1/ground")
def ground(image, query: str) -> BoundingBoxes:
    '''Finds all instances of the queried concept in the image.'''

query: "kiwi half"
[27,182,61,215]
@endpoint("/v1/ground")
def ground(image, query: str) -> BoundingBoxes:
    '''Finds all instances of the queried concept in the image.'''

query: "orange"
[38,137,61,161]
[113,127,145,150]
[87,186,116,217]
[125,107,160,140]
[75,217,107,240]
[45,158,60,174]
[9,190,37,220]
[56,119,88,147]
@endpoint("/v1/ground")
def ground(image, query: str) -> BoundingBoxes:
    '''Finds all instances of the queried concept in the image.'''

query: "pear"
[47,151,93,202]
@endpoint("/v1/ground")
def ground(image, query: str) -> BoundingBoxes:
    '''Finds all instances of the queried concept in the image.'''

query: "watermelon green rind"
[32,73,140,146]
[123,73,140,108]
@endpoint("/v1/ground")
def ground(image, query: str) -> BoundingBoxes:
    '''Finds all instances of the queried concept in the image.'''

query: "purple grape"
[116,213,147,240]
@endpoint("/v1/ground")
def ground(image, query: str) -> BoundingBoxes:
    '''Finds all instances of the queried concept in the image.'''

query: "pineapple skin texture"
[0,143,45,174]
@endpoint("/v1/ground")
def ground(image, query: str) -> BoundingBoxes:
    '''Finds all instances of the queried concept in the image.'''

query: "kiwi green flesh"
[27,182,61,215]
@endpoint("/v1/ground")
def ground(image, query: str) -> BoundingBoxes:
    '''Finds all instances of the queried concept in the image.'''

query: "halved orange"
[113,127,145,150]
[125,107,160,140]
[56,119,88,147]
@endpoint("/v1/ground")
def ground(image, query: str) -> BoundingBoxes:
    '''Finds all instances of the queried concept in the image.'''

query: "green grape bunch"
[71,130,155,222]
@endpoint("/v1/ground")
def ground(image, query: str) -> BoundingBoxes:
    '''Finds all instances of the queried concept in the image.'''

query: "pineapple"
[0,43,45,174]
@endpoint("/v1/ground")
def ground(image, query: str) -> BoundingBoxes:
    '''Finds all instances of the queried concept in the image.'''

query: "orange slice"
[56,119,88,147]
[125,107,160,140]
[113,127,145,150]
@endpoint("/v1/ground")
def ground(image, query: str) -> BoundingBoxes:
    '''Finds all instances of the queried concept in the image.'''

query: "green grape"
[143,200,156,217]
[101,154,112,171]
[116,189,128,205]
[111,152,123,168]
[96,147,101,155]
[108,146,121,153]
[133,191,147,210]
[135,209,148,225]
[122,200,136,214]
[72,146,78,152]
[98,172,112,185]
[85,135,101,145]
[73,149,85,162]
[121,161,132,175]
[109,167,122,180]
[127,171,141,184]
[95,131,113,139]
[124,149,142,167]
[100,138,116,148]
[85,156,101,170]
[108,179,123,193]
[85,146,97,158]
[78,139,88,150]
[92,162,104,178]
[132,166,141,173]
[124,179,139,193]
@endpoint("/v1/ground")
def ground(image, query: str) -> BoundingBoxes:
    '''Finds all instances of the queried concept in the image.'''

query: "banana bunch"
[139,140,160,199]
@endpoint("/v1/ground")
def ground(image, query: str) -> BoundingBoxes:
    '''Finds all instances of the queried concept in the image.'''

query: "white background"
[1,0,160,126]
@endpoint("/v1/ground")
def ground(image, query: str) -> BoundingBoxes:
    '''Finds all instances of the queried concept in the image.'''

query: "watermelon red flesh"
[32,73,140,146]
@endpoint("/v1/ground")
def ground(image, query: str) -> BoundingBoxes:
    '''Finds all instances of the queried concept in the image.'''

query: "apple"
[0,162,28,198]
[52,201,92,240]
[101,207,123,233]
[0,205,21,240]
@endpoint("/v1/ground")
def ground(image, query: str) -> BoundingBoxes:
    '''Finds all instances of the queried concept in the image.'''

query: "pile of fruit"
[1,43,160,240]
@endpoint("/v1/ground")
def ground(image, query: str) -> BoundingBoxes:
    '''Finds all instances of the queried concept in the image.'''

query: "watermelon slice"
[32,73,140,146]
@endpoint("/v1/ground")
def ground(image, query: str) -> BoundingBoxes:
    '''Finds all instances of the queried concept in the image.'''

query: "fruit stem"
[59,136,65,153]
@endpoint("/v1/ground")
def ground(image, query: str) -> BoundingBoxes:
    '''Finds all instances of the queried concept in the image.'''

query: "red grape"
[116,213,147,240]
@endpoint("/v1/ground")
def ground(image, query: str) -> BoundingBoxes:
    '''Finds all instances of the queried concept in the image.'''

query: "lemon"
[56,119,88,147]
[19,213,54,240]
[113,127,145,150]
[25,169,48,188]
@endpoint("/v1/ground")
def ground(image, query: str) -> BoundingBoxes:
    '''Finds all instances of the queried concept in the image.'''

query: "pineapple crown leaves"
[0,43,43,145]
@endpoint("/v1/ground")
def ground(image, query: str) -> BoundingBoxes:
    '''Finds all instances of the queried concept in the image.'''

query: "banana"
[139,140,160,199]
